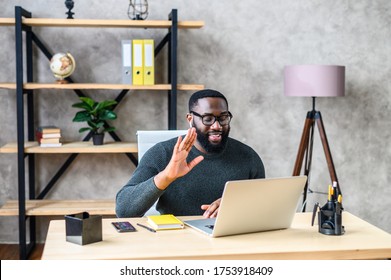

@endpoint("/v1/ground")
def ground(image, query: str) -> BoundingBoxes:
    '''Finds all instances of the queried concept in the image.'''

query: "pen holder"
[316,201,345,235]
[65,212,102,245]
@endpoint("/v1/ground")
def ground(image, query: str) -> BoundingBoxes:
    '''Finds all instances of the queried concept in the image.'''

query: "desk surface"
[41,212,391,260]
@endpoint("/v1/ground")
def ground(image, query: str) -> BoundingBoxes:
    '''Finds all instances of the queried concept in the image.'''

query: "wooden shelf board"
[0,83,15,89]
[0,199,115,216]
[0,83,204,91]
[0,18,204,28]
[0,18,14,26]
[0,141,138,154]
[177,84,205,91]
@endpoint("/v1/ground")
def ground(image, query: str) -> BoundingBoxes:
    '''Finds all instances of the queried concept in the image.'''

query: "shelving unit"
[0,6,204,259]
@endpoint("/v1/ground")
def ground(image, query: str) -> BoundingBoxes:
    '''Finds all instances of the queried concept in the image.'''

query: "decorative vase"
[92,133,104,145]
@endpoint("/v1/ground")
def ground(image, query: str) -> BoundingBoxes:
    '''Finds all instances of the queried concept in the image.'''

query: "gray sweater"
[115,137,265,217]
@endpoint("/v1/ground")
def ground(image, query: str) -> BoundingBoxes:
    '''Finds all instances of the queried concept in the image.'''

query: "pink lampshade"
[284,65,345,97]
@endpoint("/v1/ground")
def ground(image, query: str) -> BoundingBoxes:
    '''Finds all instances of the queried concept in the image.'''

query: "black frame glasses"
[190,111,233,126]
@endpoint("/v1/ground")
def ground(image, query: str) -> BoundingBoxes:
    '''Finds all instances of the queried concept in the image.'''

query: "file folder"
[132,39,144,85]
[121,40,132,84]
[143,39,155,85]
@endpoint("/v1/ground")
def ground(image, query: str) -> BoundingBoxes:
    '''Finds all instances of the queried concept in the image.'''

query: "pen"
[137,223,156,233]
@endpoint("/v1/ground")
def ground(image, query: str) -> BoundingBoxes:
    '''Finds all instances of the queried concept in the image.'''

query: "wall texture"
[0,0,390,242]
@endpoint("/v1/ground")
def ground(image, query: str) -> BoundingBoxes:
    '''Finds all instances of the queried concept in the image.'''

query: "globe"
[49,52,76,83]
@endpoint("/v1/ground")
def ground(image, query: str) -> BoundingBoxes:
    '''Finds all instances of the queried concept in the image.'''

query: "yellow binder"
[143,39,155,85]
[132,39,144,85]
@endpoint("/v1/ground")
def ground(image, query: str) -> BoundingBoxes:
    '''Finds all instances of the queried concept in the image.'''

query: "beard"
[194,126,230,154]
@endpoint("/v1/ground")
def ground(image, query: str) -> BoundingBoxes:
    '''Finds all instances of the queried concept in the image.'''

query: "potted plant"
[71,96,117,145]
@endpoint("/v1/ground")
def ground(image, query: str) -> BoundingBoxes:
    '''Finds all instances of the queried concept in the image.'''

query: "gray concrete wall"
[0,0,390,243]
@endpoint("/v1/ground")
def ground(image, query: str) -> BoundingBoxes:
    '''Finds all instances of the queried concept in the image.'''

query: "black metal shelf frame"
[14,6,179,259]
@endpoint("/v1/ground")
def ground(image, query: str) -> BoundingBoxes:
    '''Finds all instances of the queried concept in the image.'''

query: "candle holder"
[65,0,75,19]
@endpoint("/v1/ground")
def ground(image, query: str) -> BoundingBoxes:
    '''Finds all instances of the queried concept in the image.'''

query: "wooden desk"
[41,212,391,260]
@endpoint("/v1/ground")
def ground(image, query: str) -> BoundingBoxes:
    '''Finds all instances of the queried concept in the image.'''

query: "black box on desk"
[65,212,102,245]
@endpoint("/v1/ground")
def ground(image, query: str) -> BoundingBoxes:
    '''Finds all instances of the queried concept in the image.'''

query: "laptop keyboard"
[205,225,214,229]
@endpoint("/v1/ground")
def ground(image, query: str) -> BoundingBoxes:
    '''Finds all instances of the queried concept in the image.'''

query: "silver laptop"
[184,176,307,237]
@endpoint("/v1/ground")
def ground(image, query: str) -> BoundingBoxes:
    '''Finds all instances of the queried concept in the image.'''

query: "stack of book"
[36,126,62,147]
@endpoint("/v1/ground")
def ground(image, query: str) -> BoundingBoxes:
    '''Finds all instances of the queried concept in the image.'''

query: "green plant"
[72,96,118,135]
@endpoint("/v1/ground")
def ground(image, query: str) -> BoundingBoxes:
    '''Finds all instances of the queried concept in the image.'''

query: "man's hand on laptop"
[201,198,221,218]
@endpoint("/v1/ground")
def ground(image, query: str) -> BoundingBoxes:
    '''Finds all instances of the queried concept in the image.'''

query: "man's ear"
[186,113,193,125]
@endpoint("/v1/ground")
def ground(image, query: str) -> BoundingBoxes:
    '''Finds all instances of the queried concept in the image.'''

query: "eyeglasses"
[190,111,233,126]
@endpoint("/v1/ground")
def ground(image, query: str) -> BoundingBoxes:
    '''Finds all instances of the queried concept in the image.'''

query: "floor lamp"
[284,65,345,211]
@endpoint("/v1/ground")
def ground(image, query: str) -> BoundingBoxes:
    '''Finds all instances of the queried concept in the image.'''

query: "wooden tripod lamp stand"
[284,65,345,211]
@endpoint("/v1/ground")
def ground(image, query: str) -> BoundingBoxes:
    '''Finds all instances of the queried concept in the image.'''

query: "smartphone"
[112,221,136,232]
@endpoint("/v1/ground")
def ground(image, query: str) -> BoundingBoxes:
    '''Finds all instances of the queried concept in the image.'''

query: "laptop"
[184,176,307,237]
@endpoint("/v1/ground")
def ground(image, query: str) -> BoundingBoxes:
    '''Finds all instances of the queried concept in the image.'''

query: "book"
[37,126,61,134]
[39,137,61,144]
[147,214,184,230]
[36,132,61,139]
[39,143,62,147]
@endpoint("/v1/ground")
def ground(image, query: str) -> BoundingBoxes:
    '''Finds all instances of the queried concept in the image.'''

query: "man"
[116,89,265,218]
